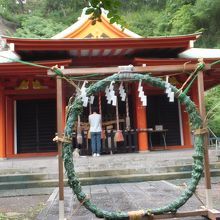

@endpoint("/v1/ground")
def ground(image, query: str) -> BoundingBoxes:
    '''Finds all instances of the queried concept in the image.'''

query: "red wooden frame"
[3,34,199,51]
[0,89,6,158]
[5,93,57,157]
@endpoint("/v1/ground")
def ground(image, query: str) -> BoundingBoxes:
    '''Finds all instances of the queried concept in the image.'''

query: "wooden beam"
[47,64,211,76]
[5,89,56,95]
[56,77,65,219]
[197,71,213,209]
[151,209,208,219]
[207,209,220,220]
[0,59,72,76]
[141,209,220,219]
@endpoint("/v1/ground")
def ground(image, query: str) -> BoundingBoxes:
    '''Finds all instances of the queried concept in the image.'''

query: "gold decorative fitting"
[32,80,48,89]
[16,80,29,90]
[128,210,145,220]
[169,77,180,86]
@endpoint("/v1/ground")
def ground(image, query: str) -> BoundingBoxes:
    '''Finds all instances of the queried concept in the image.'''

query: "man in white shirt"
[89,106,102,156]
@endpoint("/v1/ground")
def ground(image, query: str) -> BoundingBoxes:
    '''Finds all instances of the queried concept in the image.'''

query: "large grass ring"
[62,73,204,219]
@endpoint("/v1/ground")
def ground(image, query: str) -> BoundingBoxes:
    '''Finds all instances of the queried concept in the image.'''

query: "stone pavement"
[37,180,208,220]
[1,176,220,220]
[0,149,219,219]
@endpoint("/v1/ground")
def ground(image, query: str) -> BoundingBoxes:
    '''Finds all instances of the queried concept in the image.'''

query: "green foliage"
[0,0,21,13]
[205,85,220,136]
[123,6,164,36]
[14,15,65,38]
[193,0,220,47]
[43,0,85,24]
[85,0,126,27]
[166,0,196,14]
[0,213,7,220]
[170,4,196,35]
[0,0,220,46]
[0,0,20,22]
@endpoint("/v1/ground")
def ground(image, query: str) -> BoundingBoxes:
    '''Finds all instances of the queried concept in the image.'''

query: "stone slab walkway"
[37,180,206,220]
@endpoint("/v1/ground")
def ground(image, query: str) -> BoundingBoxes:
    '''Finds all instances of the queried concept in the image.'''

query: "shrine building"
[1,9,220,158]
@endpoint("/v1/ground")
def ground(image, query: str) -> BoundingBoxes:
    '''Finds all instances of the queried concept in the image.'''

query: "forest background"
[0,0,220,136]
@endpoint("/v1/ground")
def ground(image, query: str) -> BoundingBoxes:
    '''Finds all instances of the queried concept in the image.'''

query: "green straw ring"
[62,73,204,219]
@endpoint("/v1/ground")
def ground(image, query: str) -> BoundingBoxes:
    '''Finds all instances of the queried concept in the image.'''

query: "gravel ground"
[0,195,49,220]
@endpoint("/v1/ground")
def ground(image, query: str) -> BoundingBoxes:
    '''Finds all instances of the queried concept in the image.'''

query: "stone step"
[0,169,220,191]
[0,187,54,197]
[0,173,56,182]
[0,150,218,175]
[0,162,220,182]
[0,167,49,175]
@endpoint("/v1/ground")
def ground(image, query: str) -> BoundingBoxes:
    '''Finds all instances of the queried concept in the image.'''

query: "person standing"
[89,106,102,157]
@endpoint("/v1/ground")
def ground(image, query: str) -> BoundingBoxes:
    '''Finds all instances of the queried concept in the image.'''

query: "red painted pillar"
[5,96,14,156]
[190,82,199,109]
[181,105,192,147]
[0,88,6,158]
[179,81,200,148]
[180,82,200,149]
[134,83,148,151]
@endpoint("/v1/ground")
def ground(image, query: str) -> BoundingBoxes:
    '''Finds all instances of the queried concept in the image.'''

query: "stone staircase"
[0,150,220,192]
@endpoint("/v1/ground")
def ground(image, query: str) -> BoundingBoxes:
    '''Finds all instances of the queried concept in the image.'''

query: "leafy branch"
[85,0,126,29]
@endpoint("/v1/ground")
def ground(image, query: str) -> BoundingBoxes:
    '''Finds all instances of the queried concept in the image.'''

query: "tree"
[170,4,196,35]
[14,15,65,38]
[123,6,164,37]
[0,0,21,22]
[193,0,220,48]
[85,0,124,26]
[205,85,220,136]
